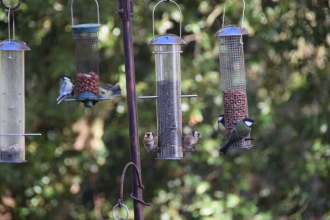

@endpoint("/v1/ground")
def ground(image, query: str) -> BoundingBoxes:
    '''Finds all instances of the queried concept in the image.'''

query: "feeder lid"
[0,40,30,51]
[149,34,186,45]
[215,25,249,37]
[71,24,100,33]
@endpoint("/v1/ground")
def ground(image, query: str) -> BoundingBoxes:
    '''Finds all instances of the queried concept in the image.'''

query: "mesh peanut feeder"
[139,0,197,160]
[0,5,41,163]
[71,0,100,107]
[215,0,253,149]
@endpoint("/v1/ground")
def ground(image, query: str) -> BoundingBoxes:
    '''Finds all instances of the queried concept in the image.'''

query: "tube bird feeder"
[0,6,41,163]
[215,0,253,149]
[139,0,197,160]
[0,40,28,162]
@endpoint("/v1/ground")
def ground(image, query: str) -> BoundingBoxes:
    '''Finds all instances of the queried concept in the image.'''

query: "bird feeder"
[139,0,197,160]
[215,0,252,149]
[70,0,100,107]
[0,5,41,163]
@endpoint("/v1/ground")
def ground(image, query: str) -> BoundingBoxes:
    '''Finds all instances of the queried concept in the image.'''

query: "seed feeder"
[70,0,101,107]
[215,0,253,149]
[0,4,41,163]
[139,0,197,160]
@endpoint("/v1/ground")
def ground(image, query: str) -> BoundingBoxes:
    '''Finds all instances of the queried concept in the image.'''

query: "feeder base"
[155,145,185,160]
[76,91,99,107]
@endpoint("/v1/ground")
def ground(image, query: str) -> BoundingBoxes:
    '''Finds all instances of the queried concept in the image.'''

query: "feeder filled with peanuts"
[71,0,100,107]
[215,0,253,149]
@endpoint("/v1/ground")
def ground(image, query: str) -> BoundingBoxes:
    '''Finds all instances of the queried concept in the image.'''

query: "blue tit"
[57,76,74,104]
[182,130,202,150]
[98,84,121,99]
[220,118,256,155]
[218,114,226,135]
[143,131,158,152]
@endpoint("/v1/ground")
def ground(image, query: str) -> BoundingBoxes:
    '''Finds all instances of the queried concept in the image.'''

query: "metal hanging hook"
[152,0,182,38]
[71,0,100,25]
[222,0,245,28]
[7,8,15,41]
[0,0,22,11]
[118,162,150,207]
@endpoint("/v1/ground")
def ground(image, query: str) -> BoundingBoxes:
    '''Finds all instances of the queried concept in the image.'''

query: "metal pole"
[117,0,144,219]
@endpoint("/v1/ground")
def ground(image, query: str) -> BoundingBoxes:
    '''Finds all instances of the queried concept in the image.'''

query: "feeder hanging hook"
[152,0,182,38]
[0,0,22,10]
[222,0,245,28]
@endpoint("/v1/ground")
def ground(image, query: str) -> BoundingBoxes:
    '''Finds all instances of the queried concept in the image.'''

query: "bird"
[143,131,158,152]
[220,118,256,155]
[98,84,121,99]
[57,76,74,104]
[182,130,202,151]
[218,114,226,135]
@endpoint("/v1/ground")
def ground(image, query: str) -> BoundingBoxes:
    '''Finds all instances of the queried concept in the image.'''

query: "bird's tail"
[220,141,232,155]
[57,96,66,104]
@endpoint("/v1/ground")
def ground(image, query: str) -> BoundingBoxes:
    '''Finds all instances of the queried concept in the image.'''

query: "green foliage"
[1,0,330,219]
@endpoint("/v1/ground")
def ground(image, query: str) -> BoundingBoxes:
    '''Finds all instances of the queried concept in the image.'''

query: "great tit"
[143,131,158,152]
[57,76,74,104]
[98,84,121,99]
[182,130,202,150]
[218,114,226,135]
[220,118,256,155]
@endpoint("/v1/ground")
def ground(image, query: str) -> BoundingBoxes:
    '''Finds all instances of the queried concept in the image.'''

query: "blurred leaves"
[0,0,330,219]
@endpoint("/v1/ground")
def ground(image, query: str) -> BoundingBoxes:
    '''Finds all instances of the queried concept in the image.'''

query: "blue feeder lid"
[71,24,100,34]
[0,40,30,51]
[215,25,249,37]
[149,34,186,45]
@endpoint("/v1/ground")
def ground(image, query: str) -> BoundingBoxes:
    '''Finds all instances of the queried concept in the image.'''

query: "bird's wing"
[59,81,67,95]
[183,135,196,145]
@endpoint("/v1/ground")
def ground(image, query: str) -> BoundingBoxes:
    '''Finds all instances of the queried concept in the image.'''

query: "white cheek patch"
[245,121,253,127]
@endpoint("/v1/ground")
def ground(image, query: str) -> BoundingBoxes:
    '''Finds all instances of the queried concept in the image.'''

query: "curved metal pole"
[118,162,150,206]
[117,0,145,219]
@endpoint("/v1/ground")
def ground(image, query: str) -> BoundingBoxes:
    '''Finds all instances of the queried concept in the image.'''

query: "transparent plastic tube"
[0,50,25,162]
[155,44,183,159]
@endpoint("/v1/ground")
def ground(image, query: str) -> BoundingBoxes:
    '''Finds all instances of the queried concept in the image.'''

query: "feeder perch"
[139,0,197,160]
[215,0,253,149]
[70,0,101,107]
[0,40,41,163]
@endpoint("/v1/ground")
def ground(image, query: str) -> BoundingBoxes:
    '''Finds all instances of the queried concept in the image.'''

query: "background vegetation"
[0,0,330,219]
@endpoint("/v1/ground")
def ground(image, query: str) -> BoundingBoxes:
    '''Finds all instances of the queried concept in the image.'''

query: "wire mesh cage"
[71,0,100,107]
[215,0,252,149]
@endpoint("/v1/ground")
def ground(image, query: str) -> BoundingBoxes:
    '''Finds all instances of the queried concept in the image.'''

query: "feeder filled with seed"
[139,0,197,160]
[71,0,100,107]
[215,0,253,149]
[0,39,41,163]
[0,4,41,163]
